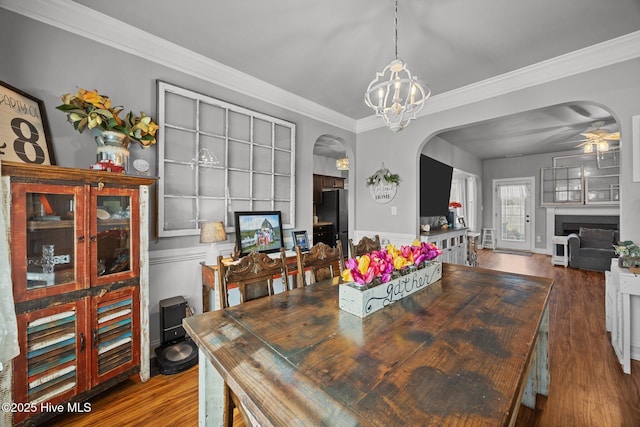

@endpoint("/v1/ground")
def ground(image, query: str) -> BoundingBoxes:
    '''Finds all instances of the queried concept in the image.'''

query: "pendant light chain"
[364,0,431,131]
[394,0,399,60]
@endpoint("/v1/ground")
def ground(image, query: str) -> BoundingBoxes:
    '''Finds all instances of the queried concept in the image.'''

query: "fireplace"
[554,214,619,236]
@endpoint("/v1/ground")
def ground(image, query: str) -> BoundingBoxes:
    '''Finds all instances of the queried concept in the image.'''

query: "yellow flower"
[79,88,111,110]
[357,255,371,275]
[393,256,409,270]
[341,269,353,283]
[57,88,158,148]
[87,112,103,129]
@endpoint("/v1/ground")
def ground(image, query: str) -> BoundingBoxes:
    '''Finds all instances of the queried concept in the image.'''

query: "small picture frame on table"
[0,81,56,165]
[292,230,309,251]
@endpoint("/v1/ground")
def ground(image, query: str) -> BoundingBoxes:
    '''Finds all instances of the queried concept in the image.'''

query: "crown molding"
[0,0,357,132]
[356,30,640,133]
[3,0,640,135]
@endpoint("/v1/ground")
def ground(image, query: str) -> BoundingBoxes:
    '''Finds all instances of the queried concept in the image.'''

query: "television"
[420,155,454,217]
[234,211,284,256]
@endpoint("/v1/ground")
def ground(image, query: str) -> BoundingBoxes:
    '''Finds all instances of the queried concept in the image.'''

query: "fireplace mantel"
[545,206,620,254]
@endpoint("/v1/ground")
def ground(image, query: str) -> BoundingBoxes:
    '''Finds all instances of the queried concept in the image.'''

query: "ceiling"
[73,0,640,159]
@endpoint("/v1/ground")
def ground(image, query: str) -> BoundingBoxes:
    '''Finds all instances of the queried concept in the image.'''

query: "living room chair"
[568,227,619,272]
[217,248,289,426]
[348,234,381,258]
[295,241,344,287]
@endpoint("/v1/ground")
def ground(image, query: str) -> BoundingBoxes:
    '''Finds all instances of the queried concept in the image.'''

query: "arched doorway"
[312,135,352,250]
[419,101,619,253]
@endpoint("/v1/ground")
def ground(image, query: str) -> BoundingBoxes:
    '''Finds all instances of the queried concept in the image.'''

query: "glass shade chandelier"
[336,157,349,170]
[365,0,430,132]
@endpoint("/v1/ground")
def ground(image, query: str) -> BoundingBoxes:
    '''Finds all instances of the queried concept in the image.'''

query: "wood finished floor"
[48,250,640,427]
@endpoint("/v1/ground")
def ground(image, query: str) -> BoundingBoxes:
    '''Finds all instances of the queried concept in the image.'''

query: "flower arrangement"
[614,241,640,268]
[366,164,400,186]
[613,241,640,258]
[341,240,442,287]
[56,88,159,147]
[449,201,462,209]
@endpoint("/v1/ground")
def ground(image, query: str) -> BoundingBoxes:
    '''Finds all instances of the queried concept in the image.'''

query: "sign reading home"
[369,181,397,204]
[339,261,442,317]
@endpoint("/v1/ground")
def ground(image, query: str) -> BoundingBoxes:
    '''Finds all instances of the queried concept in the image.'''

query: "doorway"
[493,177,534,251]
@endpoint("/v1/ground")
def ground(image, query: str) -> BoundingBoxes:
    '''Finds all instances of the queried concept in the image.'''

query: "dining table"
[183,263,553,426]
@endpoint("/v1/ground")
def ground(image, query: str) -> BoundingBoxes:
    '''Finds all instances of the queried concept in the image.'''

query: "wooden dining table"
[183,263,553,426]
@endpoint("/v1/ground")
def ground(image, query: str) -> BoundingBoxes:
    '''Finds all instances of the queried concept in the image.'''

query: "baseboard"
[632,344,640,362]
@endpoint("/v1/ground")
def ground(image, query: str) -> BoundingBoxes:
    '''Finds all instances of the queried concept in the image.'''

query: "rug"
[492,249,533,256]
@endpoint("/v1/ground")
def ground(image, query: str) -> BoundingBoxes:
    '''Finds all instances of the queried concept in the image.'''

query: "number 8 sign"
[0,81,56,165]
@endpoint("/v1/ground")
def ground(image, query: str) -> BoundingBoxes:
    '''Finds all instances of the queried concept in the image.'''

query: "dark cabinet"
[313,223,335,246]
[313,174,345,204]
[321,175,344,189]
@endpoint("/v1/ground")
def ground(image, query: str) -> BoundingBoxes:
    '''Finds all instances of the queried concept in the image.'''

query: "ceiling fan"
[564,121,620,153]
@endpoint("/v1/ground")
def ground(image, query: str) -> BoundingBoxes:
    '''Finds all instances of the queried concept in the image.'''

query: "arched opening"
[417,101,619,252]
[312,134,352,251]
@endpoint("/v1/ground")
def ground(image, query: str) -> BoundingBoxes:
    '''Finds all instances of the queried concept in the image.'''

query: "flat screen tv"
[420,155,454,217]
[234,211,284,256]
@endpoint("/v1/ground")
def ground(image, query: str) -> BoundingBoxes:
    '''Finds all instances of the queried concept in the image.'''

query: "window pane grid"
[158,81,295,237]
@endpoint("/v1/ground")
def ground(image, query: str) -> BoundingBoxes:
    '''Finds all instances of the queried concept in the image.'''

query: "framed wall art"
[292,230,309,251]
[0,81,56,165]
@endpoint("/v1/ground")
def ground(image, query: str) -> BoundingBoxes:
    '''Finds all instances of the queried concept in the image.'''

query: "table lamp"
[200,221,227,265]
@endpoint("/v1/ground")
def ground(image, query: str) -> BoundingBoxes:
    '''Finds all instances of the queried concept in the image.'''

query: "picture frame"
[0,81,56,165]
[233,211,284,257]
[292,230,309,251]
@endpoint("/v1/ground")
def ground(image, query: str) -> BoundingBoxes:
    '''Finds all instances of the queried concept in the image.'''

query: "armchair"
[568,227,619,272]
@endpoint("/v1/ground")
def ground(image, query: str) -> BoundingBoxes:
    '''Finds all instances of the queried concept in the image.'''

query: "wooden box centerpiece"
[338,241,442,318]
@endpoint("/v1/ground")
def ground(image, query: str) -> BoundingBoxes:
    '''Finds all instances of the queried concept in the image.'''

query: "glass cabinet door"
[11,183,86,302]
[91,187,139,285]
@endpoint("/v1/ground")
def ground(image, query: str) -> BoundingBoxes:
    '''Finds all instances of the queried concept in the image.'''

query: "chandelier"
[365,0,430,132]
[336,157,349,170]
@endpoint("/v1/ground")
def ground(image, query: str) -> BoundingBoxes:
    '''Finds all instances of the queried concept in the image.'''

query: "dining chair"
[217,248,289,308]
[348,234,381,258]
[296,241,344,287]
[217,248,288,426]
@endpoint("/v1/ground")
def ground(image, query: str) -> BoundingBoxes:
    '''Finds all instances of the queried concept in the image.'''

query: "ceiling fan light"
[583,143,594,154]
[597,140,609,152]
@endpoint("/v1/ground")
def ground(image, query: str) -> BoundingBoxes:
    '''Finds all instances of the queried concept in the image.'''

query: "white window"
[157,82,295,237]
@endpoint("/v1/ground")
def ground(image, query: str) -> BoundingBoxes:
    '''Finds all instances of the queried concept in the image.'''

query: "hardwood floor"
[48,250,640,426]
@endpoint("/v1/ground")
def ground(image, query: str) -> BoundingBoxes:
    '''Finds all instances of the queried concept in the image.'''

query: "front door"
[494,178,534,251]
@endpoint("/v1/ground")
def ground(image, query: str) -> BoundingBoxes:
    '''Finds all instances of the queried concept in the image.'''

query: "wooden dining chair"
[296,241,344,287]
[217,248,289,308]
[217,248,288,426]
[348,234,381,258]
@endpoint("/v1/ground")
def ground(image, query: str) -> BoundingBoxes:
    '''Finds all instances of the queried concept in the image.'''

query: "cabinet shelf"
[28,219,74,230]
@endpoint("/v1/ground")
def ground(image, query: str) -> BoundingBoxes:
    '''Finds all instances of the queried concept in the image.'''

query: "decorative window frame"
[157,81,295,237]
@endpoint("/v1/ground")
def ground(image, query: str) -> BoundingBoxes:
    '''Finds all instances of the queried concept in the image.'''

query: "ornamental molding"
[2,0,640,135]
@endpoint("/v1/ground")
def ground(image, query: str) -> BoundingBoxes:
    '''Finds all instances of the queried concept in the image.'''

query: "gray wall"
[0,10,356,249]
[355,58,640,246]
[0,10,356,345]
[483,150,580,250]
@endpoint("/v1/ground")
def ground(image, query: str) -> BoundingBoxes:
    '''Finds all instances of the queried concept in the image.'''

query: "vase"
[95,130,130,172]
